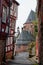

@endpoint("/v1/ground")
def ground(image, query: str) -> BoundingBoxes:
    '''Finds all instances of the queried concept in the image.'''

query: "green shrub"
[34,64,38,65]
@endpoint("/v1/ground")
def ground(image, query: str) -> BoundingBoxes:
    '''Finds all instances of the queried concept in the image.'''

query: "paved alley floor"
[14,52,33,64]
[6,52,35,65]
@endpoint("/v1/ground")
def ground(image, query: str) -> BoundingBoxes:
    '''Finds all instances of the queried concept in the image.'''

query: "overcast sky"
[16,0,37,32]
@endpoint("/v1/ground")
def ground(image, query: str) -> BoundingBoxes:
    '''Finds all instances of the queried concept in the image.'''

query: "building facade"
[23,10,36,35]
[37,0,43,64]
[6,0,19,59]
[0,0,19,63]
[15,29,34,53]
[0,0,12,64]
[23,22,34,35]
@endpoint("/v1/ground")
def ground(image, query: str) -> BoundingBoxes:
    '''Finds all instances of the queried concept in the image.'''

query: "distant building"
[15,28,34,53]
[23,22,34,35]
[23,10,36,35]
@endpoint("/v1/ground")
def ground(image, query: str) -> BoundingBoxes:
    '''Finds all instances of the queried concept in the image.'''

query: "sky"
[16,0,37,32]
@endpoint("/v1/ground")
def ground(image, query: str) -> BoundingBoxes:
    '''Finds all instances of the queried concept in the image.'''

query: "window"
[14,7,15,12]
[14,5,16,12]
[10,4,13,10]
[14,6,17,16]
[10,22,15,28]
[6,47,7,52]
[8,46,10,51]
[7,7,9,16]
[14,12,16,17]
[2,6,7,23]
[9,28,11,34]
[10,9,13,15]
[14,4,17,12]
[10,23,11,27]
[7,37,11,45]
[11,30,14,34]
[14,4,18,17]
[11,45,13,50]
[2,28,4,32]
[7,7,9,23]
[11,37,13,44]
[5,26,8,33]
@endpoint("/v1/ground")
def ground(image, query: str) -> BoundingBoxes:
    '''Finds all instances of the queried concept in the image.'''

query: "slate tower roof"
[16,30,34,45]
[25,10,36,24]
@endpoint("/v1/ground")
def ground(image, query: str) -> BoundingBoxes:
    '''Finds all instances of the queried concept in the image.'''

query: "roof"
[16,30,34,45]
[24,10,36,24]
[13,0,19,5]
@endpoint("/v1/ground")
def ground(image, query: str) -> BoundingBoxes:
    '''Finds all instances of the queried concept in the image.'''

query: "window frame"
[5,26,8,33]
[2,6,7,23]
[2,28,4,32]
[10,9,13,15]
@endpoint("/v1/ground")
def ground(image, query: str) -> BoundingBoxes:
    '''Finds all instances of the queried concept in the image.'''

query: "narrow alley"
[0,0,43,65]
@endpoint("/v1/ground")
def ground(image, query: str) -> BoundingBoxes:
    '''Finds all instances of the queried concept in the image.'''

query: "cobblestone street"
[5,52,36,65]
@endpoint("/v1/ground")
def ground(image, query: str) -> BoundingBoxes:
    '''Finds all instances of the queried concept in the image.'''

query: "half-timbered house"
[6,0,19,59]
[0,0,12,64]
